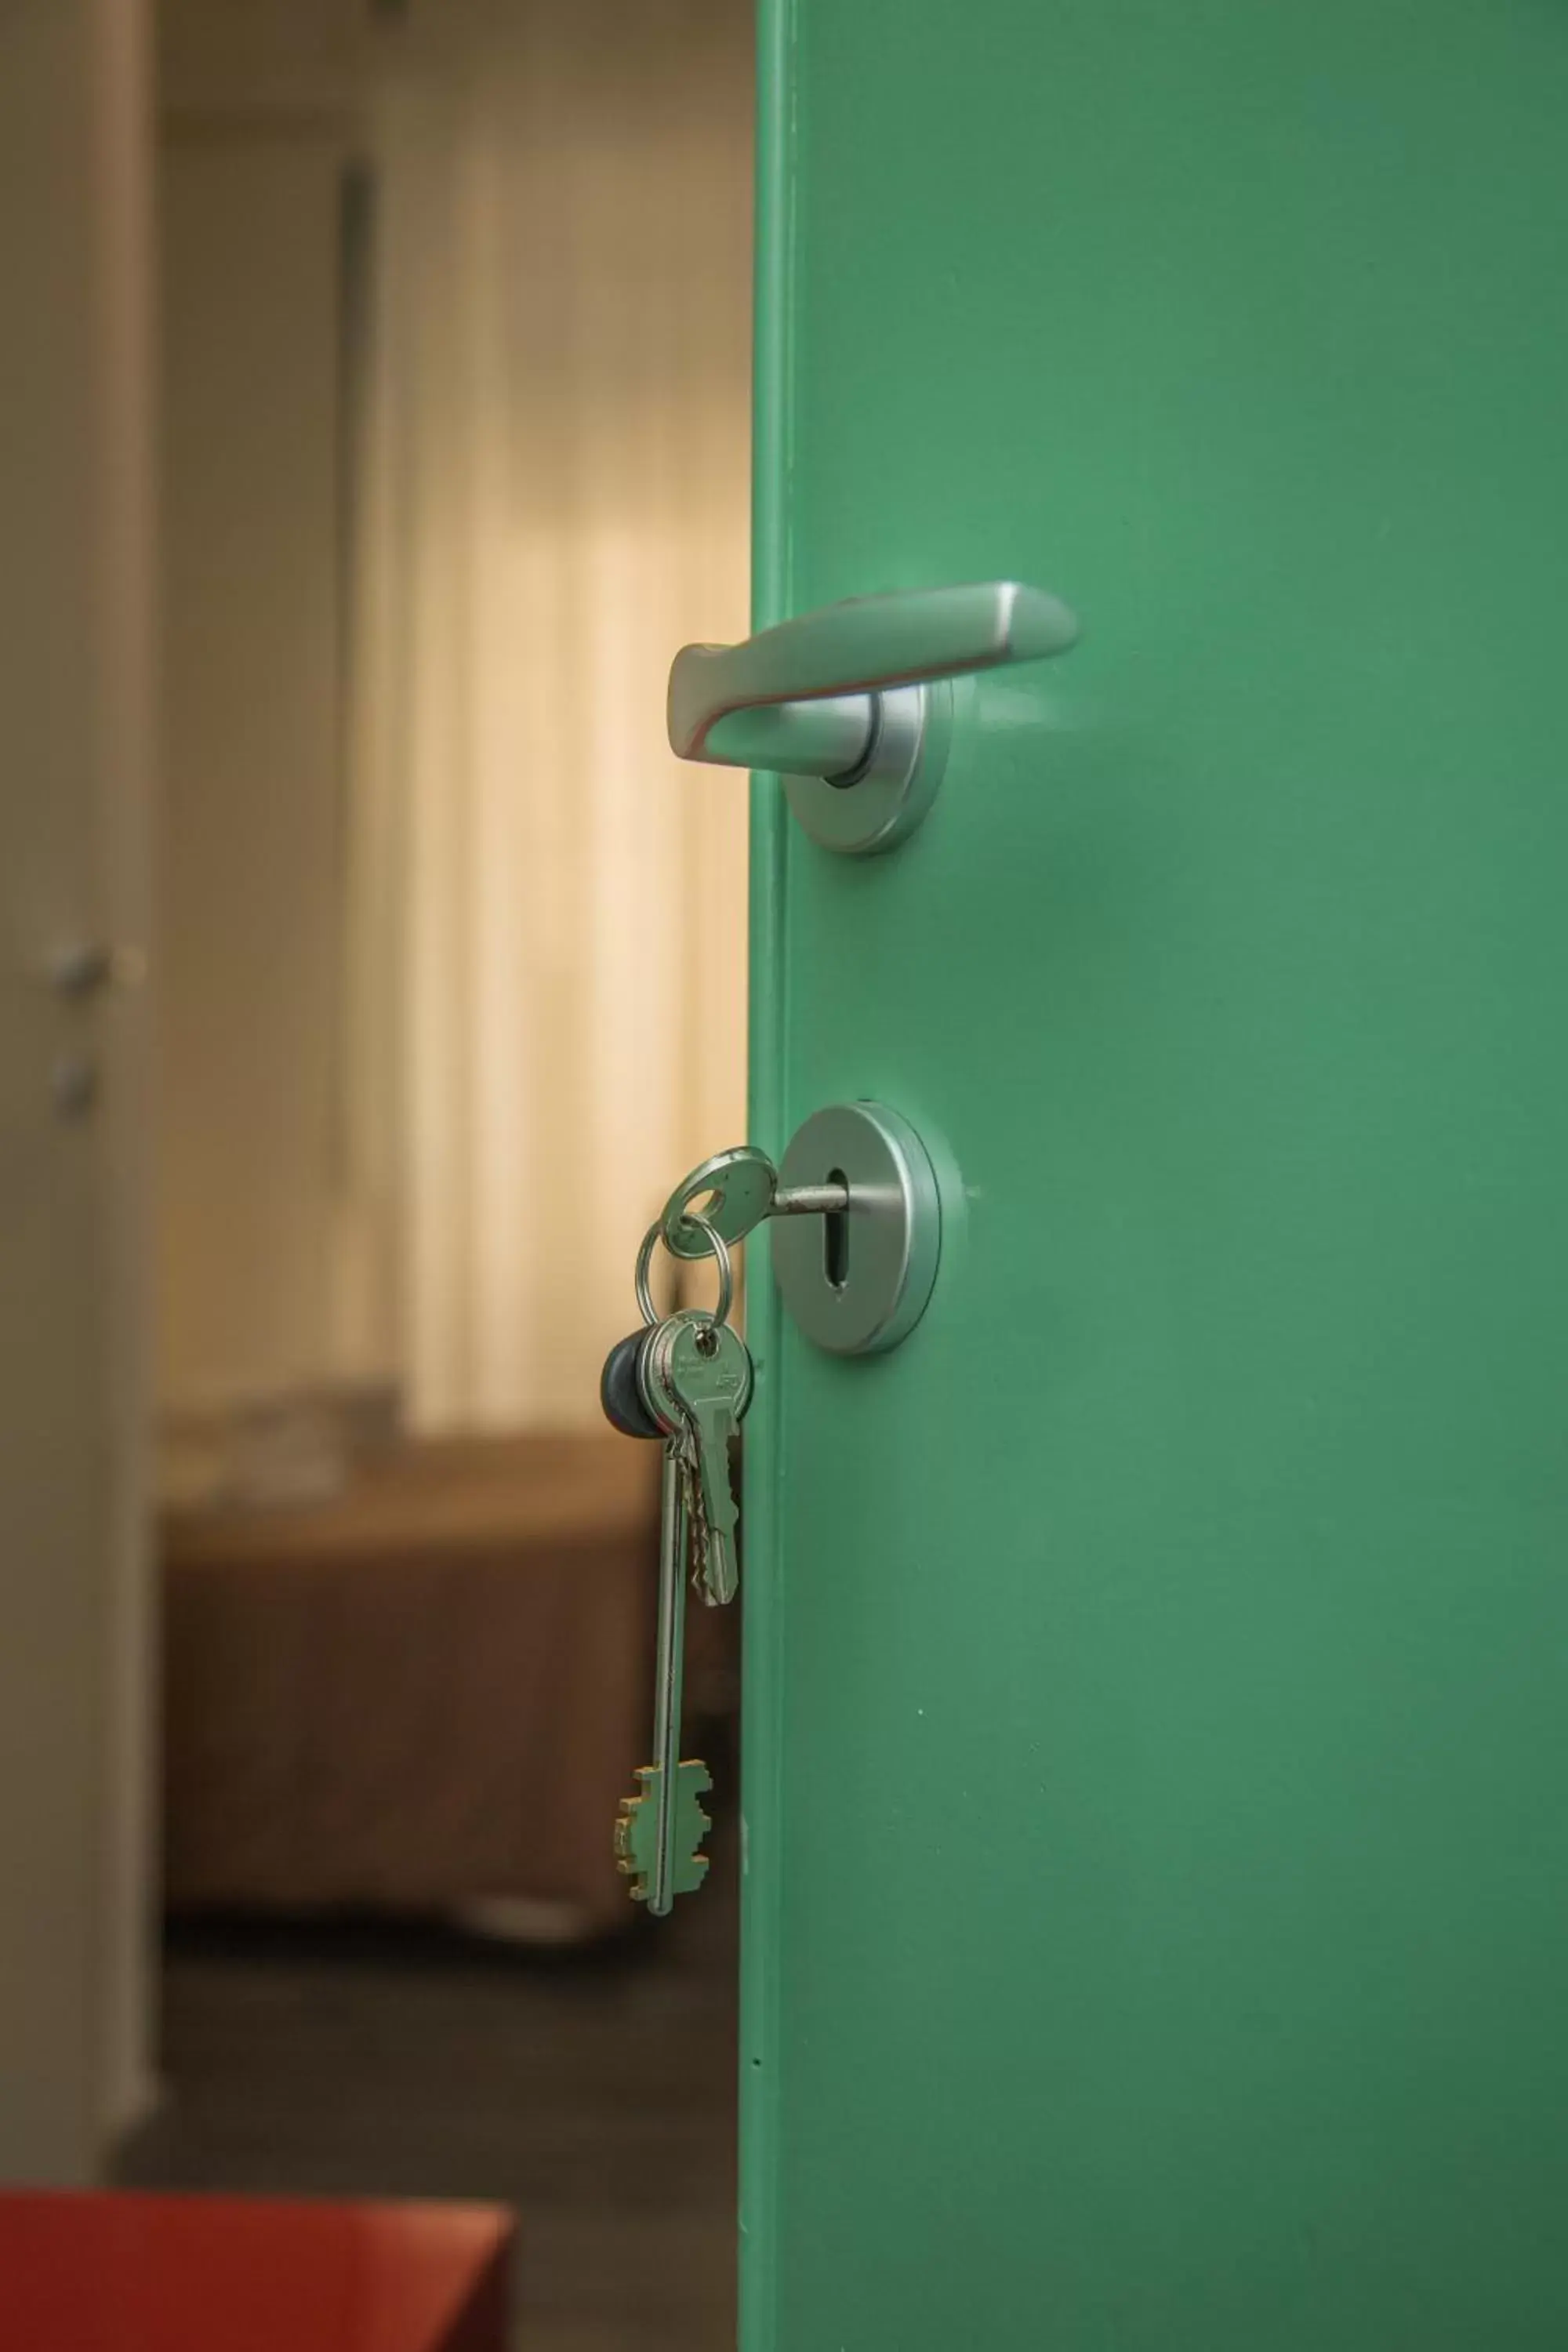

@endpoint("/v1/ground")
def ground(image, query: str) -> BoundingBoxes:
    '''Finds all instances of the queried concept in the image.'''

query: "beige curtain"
[345,0,752,1432]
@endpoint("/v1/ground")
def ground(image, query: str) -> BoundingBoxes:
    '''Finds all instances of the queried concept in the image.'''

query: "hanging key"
[637,1307,751,1606]
[605,1199,755,1912]
[654,1317,751,1606]
[615,1405,712,1913]
[637,1310,723,1598]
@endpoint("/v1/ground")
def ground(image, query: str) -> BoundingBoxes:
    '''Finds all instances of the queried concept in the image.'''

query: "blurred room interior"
[2,2,752,2347]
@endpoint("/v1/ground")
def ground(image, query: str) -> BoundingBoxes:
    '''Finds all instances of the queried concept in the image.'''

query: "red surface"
[0,2192,513,2352]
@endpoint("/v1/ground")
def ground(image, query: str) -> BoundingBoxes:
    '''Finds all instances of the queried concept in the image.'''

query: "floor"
[118,1811,739,2352]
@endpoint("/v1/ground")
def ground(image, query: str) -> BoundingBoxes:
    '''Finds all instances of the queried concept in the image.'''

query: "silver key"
[639,1308,728,1599]
[614,1427,711,1914]
[648,1441,690,1913]
[677,1428,711,1593]
[662,1318,752,1606]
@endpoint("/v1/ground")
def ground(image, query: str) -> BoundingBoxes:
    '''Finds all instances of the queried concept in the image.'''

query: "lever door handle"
[668,581,1077,771]
[666,581,1079,855]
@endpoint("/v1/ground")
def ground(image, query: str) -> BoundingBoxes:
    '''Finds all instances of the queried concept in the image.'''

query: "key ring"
[636,1209,734,1334]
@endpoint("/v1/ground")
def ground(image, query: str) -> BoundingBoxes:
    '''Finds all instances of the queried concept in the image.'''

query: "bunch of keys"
[602,1196,755,1915]
[603,1143,851,1913]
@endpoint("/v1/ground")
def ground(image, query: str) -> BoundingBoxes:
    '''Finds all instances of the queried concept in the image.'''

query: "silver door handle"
[666,580,1079,855]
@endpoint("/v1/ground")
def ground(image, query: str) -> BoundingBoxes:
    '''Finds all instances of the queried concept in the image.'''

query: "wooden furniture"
[0,2192,512,2352]
[162,1434,666,1940]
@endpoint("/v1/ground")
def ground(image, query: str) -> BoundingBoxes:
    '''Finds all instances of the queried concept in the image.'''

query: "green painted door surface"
[740,2,1568,2345]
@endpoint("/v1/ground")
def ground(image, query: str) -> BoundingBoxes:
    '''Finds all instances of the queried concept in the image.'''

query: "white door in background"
[0,0,154,2176]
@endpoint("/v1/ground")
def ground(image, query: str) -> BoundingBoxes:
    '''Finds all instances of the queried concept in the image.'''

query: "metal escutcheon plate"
[782,682,950,857]
[771,1102,941,1355]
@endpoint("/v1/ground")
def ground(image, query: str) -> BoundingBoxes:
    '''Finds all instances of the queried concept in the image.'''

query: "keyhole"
[823,1168,850,1291]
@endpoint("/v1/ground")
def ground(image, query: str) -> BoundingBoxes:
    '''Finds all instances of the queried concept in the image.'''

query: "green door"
[739,2,1568,2345]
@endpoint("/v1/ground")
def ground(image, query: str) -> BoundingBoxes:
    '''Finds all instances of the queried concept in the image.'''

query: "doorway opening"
[125,5,753,2346]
